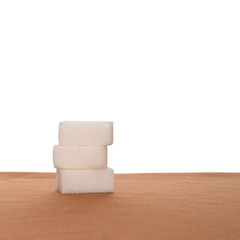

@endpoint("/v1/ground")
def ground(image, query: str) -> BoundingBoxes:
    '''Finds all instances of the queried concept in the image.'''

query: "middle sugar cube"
[53,145,107,169]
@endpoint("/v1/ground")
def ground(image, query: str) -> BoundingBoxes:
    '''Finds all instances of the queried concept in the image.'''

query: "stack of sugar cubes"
[53,121,114,194]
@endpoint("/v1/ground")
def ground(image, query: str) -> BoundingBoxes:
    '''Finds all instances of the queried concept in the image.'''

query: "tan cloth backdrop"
[0,172,239,240]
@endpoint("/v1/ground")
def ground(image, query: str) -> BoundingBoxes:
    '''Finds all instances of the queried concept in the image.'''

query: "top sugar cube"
[58,121,113,146]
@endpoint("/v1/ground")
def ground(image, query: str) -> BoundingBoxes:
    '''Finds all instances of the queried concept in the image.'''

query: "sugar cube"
[57,168,114,194]
[58,121,113,146]
[53,145,107,169]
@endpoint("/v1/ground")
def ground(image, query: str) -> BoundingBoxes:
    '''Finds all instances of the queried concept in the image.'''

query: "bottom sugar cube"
[57,168,114,194]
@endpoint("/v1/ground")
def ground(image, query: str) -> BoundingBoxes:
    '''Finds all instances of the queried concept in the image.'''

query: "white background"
[0,1,239,173]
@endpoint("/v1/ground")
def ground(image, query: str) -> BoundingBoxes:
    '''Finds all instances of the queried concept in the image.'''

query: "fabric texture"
[0,172,239,240]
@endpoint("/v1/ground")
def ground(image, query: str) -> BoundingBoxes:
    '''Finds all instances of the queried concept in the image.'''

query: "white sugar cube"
[53,145,107,169]
[58,121,113,146]
[57,168,114,194]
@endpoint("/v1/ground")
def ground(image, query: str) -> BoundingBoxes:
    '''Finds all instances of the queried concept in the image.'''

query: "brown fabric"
[0,172,239,240]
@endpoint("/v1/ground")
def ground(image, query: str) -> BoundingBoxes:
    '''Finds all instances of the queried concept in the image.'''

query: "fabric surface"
[0,172,239,240]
